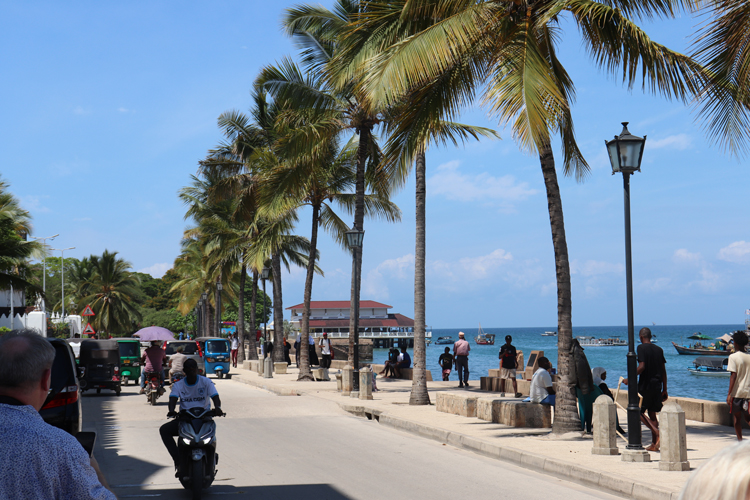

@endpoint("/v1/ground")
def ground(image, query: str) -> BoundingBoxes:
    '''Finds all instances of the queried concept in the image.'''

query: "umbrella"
[717,334,734,343]
[133,326,175,341]
[687,333,712,340]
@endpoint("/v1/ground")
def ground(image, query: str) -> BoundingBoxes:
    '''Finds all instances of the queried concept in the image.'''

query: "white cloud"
[137,263,171,278]
[73,106,90,115]
[428,161,537,209]
[718,241,750,264]
[363,254,415,300]
[20,195,50,213]
[673,248,702,265]
[570,260,624,277]
[458,249,513,279]
[118,107,132,113]
[647,134,691,151]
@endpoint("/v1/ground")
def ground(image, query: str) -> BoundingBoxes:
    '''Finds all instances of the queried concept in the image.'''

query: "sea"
[372,324,747,403]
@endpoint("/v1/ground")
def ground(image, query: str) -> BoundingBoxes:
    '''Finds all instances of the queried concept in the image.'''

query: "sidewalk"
[230,364,737,500]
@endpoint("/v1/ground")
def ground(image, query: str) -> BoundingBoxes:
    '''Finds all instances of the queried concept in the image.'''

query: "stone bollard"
[359,367,373,400]
[341,365,353,396]
[659,401,690,471]
[274,362,287,375]
[263,356,273,379]
[592,395,619,455]
[336,373,343,392]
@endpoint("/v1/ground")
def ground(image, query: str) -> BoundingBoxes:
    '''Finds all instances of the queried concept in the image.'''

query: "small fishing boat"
[688,356,730,377]
[475,324,495,345]
[672,341,731,356]
[541,331,557,337]
[687,332,712,340]
[434,336,454,345]
[577,336,627,347]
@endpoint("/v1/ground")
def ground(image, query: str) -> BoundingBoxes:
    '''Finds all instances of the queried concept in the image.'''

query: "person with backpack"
[319,333,333,369]
[438,347,454,381]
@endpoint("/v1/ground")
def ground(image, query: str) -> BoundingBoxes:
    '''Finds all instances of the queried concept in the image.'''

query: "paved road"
[82,379,619,499]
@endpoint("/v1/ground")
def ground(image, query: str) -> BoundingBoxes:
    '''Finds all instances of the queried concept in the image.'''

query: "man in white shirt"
[727,330,750,441]
[230,333,240,368]
[319,333,332,369]
[529,357,556,404]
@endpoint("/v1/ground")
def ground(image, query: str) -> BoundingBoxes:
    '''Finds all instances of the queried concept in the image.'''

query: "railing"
[308,329,432,339]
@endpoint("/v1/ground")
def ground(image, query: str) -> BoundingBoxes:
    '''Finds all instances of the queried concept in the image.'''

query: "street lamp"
[605,122,647,453]
[215,281,223,337]
[50,247,75,324]
[346,228,365,391]
[260,267,272,379]
[31,233,58,314]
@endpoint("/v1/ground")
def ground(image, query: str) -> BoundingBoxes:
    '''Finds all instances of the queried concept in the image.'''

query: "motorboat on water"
[434,336,454,345]
[475,324,495,345]
[576,336,627,347]
[672,341,732,356]
[541,331,557,337]
[688,356,730,377]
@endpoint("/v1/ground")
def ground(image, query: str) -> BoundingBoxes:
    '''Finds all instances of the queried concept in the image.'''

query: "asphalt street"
[82,378,619,499]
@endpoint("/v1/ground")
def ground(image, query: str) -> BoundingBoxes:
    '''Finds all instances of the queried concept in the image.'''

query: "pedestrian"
[294,336,301,366]
[571,338,602,433]
[453,331,471,388]
[283,337,292,365]
[592,366,626,435]
[319,333,332,369]
[178,331,184,340]
[308,334,319,366]
[624,327,667,451]
[230,333,239,368]
[727,330,750,441]
[438,347,454,381]
[0,330,116,499]
[499,335,521,397]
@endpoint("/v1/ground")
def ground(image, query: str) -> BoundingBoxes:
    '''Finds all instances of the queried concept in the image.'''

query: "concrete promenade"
[232,363,740,500]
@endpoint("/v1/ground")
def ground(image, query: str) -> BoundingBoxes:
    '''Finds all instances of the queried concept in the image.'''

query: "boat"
[688,356,730,377]
[434,336,454,345]
[541,331,557,337]
[672,341,731,356]
[687,332,712,340]
[576,336,627,347]
[475,324,495,345]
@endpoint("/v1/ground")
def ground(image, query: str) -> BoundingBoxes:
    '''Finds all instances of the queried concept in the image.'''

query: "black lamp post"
[346,228,365,391]
[201,292,208,338]
[195,300,201,337]
[605,122,647,450]
[260,267,272,378]
[215,281,223,337]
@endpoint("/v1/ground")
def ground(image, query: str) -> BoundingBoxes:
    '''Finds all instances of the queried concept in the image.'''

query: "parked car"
[39,338,82,436]
[165,340,204,375]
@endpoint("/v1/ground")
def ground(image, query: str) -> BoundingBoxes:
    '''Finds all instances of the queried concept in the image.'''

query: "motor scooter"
[143,371,165,406]
[170,371,185,384]
[170,406,225,500]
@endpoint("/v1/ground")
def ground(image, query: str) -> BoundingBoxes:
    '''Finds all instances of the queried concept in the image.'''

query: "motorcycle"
[170,371,185,384]
[171,407,225,500]
[143,371,165,406]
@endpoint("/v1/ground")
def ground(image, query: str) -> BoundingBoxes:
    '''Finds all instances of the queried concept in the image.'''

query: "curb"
[232,375,301,396]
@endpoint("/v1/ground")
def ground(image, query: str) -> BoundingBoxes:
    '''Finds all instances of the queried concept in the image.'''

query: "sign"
[81,305,95,317]
[82,323,96,336]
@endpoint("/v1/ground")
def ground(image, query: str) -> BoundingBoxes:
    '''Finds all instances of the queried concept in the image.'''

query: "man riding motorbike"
[168,345,188,383]
[140,341,166,395]
[160,359,222,473]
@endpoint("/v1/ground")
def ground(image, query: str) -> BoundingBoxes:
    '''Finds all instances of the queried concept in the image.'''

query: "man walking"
[230,333,239,368]
[453,331,471,388]
[499,335,521,397]
[624,327,667,451]
[319,333,332,369]
[727,330,750,440]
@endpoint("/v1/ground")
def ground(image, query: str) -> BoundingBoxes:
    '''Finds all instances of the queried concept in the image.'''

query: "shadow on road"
[112,483,354,499]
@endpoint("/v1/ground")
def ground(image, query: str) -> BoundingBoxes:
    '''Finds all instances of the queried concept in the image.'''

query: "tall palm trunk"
[348,125,371,365]
[237,263,247,364]
[298,203,320,381]
[410,149,430,404]
[271,253,284,363]
[248,271,258,360]
[539,143,579,434]
[207,302,215,337]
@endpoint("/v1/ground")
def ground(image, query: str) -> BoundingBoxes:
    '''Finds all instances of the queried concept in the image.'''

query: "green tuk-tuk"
[116,338,141,385]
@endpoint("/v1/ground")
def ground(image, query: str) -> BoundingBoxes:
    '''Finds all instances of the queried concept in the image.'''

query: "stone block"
[499,401,551,428]
[477,398,503,422]
[592,395,619,455]
[312,368,329,381]
[341,366,353,396]
[673,397,703,422]
[336,373,343,392]
[436,392,478,417]
[274,362,287,374]
[621,449,651,462]
[488,369,501,378]
[659,402,690,471]
[703,400,732,426]
[368,364,432,381]
[359,367,373,400]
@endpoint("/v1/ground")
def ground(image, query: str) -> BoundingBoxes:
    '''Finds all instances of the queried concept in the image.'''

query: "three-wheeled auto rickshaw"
[78,339,121,395]
[196,337,231,378]
[116,338,141,385]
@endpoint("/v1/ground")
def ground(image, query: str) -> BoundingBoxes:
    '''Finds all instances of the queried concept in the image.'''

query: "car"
[39,338,82,436]
[164,340,205,375]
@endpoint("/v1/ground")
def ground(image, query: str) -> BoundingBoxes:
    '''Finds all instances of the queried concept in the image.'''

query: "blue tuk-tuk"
[196,337,231,378]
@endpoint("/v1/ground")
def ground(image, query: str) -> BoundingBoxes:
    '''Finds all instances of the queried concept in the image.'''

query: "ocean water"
[372,324,746,403]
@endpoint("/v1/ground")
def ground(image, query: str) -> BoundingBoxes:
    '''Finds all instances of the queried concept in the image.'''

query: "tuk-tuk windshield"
[118,342,139,357]
[205,340,230,353]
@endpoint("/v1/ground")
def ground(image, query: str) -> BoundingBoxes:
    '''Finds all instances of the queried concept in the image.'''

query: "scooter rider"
[140,341,166,394]
[160,359,222,472]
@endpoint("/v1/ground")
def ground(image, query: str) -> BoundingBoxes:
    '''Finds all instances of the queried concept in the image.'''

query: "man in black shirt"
[624,327,667,451]
[438,347,454,381]
[499,335,521,398]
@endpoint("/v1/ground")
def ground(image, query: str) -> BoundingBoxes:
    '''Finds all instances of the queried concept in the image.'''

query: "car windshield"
[118,342,139,357]
[165,342,198,355]
[206,340,229,353]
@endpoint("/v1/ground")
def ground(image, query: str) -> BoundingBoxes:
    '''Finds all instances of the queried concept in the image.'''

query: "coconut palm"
[0,177,42,291]
[354,0,701,432]
[76,250,142,335]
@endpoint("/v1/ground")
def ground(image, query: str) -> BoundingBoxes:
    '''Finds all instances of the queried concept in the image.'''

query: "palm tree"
[0,177,42,291]
[77,250,142,335]
[353,0,701,432]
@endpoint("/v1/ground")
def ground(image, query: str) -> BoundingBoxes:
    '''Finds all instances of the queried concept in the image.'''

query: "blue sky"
[2,2,748,328]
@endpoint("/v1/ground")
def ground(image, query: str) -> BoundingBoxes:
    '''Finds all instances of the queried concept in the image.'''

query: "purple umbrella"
[133,326,175,341]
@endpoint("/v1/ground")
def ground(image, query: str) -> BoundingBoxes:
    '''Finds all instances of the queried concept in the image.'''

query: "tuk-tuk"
[116,339,141,385]
[78,340,121,395]
[196,337,231,378]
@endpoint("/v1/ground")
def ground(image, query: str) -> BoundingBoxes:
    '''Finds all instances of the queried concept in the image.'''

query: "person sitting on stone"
[393,346,412,378]
[527,357,556,405]
[379,346,400,378]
